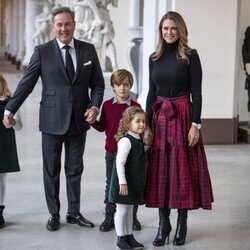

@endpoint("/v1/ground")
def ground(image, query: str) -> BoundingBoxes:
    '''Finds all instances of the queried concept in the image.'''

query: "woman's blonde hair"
[151,11,194,62]
[110,69,133,88]
[115,106,146,141]
[0,73,11,98]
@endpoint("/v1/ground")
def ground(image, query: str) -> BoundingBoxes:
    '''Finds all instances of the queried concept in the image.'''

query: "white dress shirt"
[56,38,77,72]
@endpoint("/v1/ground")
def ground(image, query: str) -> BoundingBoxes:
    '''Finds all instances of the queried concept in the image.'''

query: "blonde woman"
[145,11,214,246]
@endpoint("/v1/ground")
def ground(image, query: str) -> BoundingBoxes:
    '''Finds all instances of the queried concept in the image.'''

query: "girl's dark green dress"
[109,134,145,205]
[0,98,20,173]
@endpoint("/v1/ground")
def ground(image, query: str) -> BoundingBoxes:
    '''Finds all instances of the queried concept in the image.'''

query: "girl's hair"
[151,11,194,62]
[115,106,146,141]
[0,73,11,98]
[110,69,133,88]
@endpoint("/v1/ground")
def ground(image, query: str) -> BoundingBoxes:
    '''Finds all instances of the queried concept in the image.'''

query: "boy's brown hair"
[110,69,133,88]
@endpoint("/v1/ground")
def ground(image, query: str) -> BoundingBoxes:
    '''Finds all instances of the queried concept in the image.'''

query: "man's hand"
[84,107,98,124]
[119,184,128,196]
[3,115,16,128]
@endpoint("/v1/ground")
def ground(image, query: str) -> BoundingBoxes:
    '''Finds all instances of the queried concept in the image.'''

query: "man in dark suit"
[3,7,105,231]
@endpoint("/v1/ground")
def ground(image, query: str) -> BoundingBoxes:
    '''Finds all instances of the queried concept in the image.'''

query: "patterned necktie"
[64,45,75,82]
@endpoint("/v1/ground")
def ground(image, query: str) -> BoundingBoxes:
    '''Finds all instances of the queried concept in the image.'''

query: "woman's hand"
[143,127,153,145]
[188,125,200,147]
[119,184,128,196]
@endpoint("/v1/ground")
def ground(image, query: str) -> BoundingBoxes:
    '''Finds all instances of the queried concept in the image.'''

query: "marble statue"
[74,0,118,72]
[32,0,53,45]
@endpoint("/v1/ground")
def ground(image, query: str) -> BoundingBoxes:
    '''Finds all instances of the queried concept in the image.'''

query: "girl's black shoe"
[117,236,132,250]
[126,234,144,249]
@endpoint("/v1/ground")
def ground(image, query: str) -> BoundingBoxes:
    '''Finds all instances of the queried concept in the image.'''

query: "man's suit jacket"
[6,38,105,135]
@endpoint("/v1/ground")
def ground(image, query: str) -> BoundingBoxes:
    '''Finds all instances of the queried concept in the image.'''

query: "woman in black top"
[144,11,214,246]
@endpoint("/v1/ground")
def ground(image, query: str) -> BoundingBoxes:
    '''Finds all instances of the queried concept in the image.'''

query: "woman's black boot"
[173,209,188,246]
[153,208,172,246]
[117,236,132,250]
[0,206,5,228]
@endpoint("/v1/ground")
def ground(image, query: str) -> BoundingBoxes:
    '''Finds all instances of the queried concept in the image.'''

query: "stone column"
[16,0,26,69]
[22,0,41,67]
[0,1,2,56]
[1,1,8,57]
[9,0,19,64]
[5,0,13,60]
[127,0,143,98]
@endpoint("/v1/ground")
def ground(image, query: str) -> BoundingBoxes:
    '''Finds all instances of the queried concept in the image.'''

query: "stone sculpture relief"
[32,0,53,45]
[74,0,118,72]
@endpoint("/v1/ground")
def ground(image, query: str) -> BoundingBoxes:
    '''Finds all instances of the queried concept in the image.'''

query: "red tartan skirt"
[144,95,214,209]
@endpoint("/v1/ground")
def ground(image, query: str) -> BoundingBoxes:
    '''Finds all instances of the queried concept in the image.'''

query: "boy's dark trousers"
[99,151,141,232]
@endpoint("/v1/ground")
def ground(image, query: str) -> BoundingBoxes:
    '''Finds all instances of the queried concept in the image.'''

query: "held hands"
[188,125,200,147]
[3,115,16,128]
[119,184,128,196]
[84,107,98,124]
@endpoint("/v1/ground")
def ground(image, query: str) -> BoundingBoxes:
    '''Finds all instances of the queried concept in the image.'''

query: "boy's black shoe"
[99,213,114,232]
[133,205,141,231]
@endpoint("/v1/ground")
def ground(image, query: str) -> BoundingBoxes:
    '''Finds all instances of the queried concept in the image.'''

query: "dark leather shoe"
[133,205,142,231]
[133,217,142,231]
[46,214,60,231]
[66,213,94,228]
[99,213,114,232]
[0,205,5,228]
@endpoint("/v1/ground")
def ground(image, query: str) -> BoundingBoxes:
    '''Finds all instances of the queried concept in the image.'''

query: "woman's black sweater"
[146,41,202,124]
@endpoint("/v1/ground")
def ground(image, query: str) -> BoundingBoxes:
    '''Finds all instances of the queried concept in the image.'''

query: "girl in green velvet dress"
[0,73,23,228]
[109,106,153,250]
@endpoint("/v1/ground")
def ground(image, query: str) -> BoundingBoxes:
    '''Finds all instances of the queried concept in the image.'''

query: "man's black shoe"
[46,214,60,231]
[66,213,94,228]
